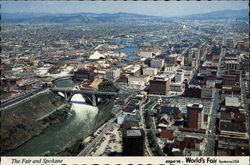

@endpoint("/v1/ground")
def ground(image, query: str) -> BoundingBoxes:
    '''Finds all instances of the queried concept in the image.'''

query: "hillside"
[0,91,70,154]
[1,12,165,24]
[2,9,248,24]
[183,9,249,20]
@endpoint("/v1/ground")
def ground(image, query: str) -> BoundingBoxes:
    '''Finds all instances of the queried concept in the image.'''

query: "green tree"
[99,81,119,92]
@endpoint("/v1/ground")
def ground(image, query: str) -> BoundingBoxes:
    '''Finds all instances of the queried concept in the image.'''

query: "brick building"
[149,75,170,95]
[186,103,204,130]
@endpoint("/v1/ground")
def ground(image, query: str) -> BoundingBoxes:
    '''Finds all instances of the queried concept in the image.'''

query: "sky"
[2,1,249,17]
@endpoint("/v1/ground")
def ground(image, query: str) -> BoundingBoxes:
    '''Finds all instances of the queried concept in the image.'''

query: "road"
[140,100,154,156]
[116,81,154,155]
[78,111,122,156]
[203,89,219,156]
[141,98,161,156]
[240,71,250,149]
[0,87,49,110]
[203,46,226,156]
[217,47,226,78]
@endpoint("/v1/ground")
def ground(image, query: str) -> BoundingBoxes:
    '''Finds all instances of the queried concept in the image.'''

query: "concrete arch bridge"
[51,88,118,106]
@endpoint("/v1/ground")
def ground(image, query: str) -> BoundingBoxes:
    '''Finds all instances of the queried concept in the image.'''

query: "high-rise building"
[150,58,165,70]
[225,60,239,71]
[184,83,202,98]
[149,75,170,95]
[175,69,184,83]
[185,48,199,67]
[166,54,178,64]
[122,129,145,156]
[106,68,121,80]
[186,103,204,130]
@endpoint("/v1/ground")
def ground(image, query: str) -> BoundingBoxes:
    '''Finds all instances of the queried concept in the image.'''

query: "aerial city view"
[1,1,249,157]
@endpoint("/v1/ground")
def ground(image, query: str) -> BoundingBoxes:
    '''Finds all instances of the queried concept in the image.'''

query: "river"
[5,39,131,155]
[5,94,98,156]
[110,38,140,66]
[54,77,75,88]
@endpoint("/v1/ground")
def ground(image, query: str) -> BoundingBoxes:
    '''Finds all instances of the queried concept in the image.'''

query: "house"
[157,114,173,129]
[160,106,182,120]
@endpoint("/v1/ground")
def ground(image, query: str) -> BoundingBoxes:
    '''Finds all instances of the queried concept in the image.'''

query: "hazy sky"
[2,1,248,17]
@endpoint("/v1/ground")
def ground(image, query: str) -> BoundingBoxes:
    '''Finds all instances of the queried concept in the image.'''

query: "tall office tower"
[122,129,145,156]
[186,103,204,130]
[149,75,170,95]
[175,69,184,83]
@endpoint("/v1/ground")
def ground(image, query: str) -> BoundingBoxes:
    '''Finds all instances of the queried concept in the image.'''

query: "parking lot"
[90,123,122,156]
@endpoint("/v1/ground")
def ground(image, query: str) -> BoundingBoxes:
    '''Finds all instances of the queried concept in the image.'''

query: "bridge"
[51,75,74,82]
[50,88,118,106]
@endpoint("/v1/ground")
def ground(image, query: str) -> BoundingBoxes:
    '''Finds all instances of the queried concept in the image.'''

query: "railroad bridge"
[51,89,118,106]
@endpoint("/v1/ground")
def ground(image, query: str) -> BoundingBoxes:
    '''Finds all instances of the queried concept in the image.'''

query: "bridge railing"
[50,88,118,96]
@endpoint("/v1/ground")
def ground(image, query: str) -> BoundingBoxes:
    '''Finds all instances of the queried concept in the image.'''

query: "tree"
[99,81,119,92]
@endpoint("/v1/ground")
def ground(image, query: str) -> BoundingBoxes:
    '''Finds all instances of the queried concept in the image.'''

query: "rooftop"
[152,75,169,81]
[90,78,103,89]
[128,75,149,78]
[124,113,141,123]
[169,54,178,57]
[225,96,241,107]
[220,121,247,133]
[220,111,246,123]
[143,67,157,71]
[161,106,181,115]
[225,60,239,64]
[126,129,142,137]
[187,103,203,109]
[188,84,202,89]
[118,93,132,101]
[124,106,136,113]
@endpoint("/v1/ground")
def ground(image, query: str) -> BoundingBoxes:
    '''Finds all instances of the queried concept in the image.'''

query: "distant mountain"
[2,9,248,24]
[183,9,249,20]
[1,12,167,24]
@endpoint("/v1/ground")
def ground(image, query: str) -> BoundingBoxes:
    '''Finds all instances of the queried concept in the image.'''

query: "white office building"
[106,68,121,80]
[138,52,156,58]
[175,69,184,83]
[143,67,158,76]
[128,75,150,84]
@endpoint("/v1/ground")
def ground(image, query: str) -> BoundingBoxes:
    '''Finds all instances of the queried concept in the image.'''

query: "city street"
[140,100,154,156]
[203,45,225,156]
[240,73,250,148]
[78,111,123,156]
[203,89,219,156]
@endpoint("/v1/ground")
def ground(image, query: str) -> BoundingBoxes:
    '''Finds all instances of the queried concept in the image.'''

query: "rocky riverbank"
[0,91,70,154]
